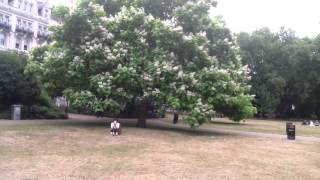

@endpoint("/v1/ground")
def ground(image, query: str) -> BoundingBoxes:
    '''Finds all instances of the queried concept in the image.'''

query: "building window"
[8,0,14,6]
[0,33,6,46]
[17,19,21,28]
[23,1,27,11]
[38,8,43,16]
[22,20,27,29]
[29,3,33,12]
[0,14,8,22]
[5,15,9,23]
[24,39,31,50]
[18,0,22,9]
[15,38,21,49]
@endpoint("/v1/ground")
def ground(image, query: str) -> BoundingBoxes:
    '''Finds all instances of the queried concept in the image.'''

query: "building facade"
[0,0,51,52]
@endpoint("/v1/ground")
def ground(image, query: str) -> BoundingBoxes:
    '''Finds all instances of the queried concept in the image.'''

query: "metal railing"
[0,18,11,29]
[15,24,34,34]
[37,30,49,38]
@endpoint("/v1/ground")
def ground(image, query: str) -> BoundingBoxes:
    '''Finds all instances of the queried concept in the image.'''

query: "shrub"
[22,105,67,119]
[0,51,67,119]
[0,51,40,106]
[0,108,10,119]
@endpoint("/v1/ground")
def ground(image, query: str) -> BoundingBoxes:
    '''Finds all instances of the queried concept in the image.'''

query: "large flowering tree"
[27,1,256,127]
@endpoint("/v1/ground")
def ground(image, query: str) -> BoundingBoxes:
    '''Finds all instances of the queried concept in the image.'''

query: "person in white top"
[110,119,121,136]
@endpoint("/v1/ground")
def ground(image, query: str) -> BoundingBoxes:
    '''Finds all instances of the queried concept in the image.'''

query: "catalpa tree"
[27,0,256,127]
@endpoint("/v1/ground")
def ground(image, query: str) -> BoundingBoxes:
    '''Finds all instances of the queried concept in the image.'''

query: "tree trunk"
[137,101,147,128]
[173,112,179,124]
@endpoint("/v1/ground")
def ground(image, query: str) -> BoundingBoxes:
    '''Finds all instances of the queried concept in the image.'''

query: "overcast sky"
[211,0,320,37]
[51,0,320,38]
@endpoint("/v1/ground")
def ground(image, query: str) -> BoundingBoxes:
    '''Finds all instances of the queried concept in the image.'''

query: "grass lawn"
[0,118,319,180]
[203,118,320,137]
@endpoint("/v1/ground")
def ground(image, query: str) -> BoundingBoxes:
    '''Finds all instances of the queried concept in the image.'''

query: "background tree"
[0,51,66,119]
[0,51,40,107]
[51,5,71,23]
[238,28,320,118]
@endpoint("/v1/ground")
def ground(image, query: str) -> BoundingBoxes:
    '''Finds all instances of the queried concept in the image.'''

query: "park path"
[1,114,319,142]
[68,114,320,142]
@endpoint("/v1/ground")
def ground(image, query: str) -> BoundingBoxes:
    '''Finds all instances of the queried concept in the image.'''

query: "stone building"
[0,0,52,52]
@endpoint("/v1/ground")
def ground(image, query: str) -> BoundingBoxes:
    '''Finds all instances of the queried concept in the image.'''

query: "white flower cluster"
[70,56,85,69]
[80,37,104,54]
[142,72,152,82]
[183,33,194,41]
[196,31,207,38]
[134,28,147,36]
[88,2,104,14]
[98,81,107,89]
[153,59,179,74]
[116,87,124,92]
[172,25,183,32]
[107,41,130,60]
[80,90,93,97]
[110,6,145,23]
[193,98,212,114]
[203,65,230,76]
[43,49,66,64]
[143,87,161,98]
[146,14,154,21]
[92,72,113,91]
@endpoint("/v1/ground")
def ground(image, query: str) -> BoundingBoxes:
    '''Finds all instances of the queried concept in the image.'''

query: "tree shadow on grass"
[210,121,250,126]
[46,118,235,137]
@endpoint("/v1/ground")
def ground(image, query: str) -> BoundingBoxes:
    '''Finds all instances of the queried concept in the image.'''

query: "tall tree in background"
[27,0,256,127]
[0,52,40,107]
[238,28,320,118]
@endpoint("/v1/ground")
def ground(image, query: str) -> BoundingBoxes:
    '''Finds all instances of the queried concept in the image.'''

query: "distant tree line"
[238,28,320,118]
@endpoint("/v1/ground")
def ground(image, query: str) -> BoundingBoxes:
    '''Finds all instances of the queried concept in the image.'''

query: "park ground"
[0,114,319,180]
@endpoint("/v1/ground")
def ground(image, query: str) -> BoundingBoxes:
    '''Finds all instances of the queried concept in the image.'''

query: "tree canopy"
[0,51,40,107]
[238,28,320,118]
[27,0,256,127]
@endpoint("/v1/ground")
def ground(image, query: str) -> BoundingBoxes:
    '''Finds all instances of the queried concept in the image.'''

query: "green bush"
[0,51,40,106]
[0,51,67,120]
[21,92,67,119]
[22,105,67,119]
[0,108,10,119]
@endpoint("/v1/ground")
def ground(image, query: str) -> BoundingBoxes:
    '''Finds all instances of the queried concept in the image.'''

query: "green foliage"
[26,45,69,97]
[0,108,10,119]
[238,28,320,118]
[28,1,255,127]
[0,51,40,106]
[0,51,66,119]
[22,91,67,119]
[52,5,71,22]
[22,105,67,119]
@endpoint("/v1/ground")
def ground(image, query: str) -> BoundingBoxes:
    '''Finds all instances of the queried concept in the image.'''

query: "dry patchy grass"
[165,113,320,137]
[0,119,319,180]
[203,118,320,137]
